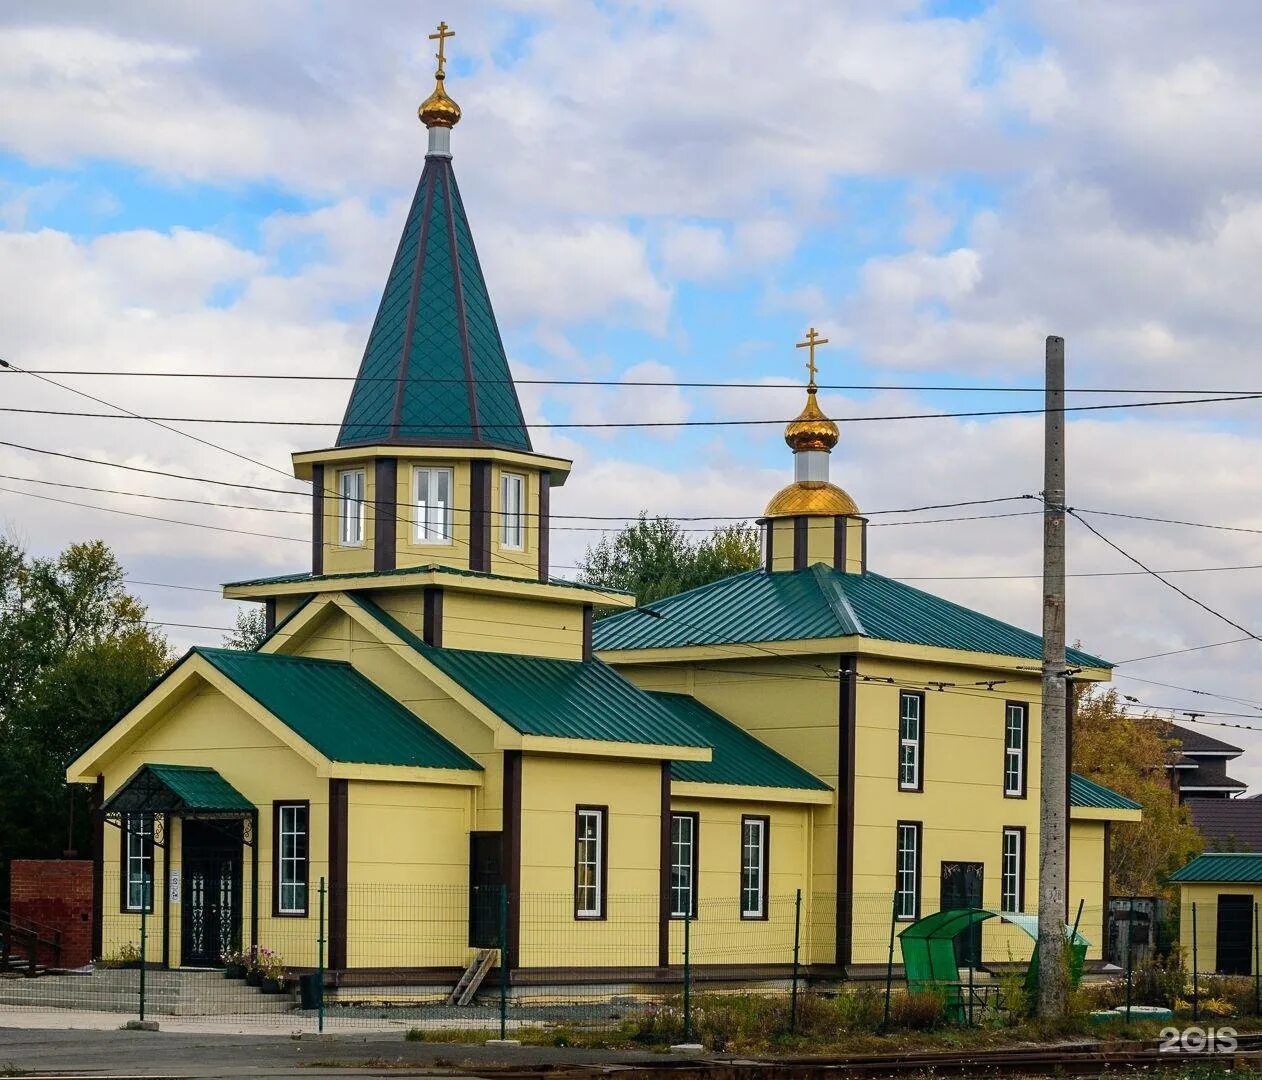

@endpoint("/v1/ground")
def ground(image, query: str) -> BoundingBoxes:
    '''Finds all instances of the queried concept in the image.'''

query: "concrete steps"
[0,968,298,1016]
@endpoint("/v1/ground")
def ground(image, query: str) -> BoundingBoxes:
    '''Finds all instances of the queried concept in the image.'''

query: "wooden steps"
[446,949,497,1006]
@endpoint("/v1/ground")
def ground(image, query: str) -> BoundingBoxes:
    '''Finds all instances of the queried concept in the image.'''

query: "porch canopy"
[101,763,254,822]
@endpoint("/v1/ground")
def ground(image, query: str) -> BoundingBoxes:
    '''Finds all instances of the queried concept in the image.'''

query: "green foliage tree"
[0,539,169,881]
[1071,686,1203,897]
[577,514,761,606]
[224,605,268,651]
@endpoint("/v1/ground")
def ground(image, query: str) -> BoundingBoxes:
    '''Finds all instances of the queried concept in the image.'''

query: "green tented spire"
[337,157,531,451]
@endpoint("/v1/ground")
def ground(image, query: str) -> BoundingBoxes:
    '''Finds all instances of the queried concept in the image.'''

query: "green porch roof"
[349,595,709,750]
[337,153,530,451]
[650,693,831,792]
[223,564,629,598]
[103,763,254,815]
[195,647,480,771]
[1069,772,1141,811]
[1170,853,1262,884]
[593,564,1111,669]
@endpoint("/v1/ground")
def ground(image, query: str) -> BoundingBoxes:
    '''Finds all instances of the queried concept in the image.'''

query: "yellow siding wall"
[1180,883,1262,974]
[489,465,541,580]
[764,516,864,574]
[441,592,585,659]
[1068,821,1106,960]
[321,459,377,577]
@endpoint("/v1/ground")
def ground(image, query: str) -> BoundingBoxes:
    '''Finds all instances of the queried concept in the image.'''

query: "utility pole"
[1037,334,1069,1018]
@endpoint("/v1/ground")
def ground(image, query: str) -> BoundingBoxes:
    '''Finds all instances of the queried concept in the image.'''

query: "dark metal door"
[1216,894,1253,975]
[941,861,985,967]
[181,820,243,967]
[469,833,503,948]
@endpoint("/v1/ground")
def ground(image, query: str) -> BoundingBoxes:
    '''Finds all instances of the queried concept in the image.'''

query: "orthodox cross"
[796,326,829,388]
[429,21,455,76]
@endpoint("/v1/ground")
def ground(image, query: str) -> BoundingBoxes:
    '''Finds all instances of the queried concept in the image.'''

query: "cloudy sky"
[3,1,1262,787]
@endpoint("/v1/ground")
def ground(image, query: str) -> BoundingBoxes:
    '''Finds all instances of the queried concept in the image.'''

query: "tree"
[577,514,761,606]
[224,605,268,651]
[0,539,169,883]
[1071,686,1203,896]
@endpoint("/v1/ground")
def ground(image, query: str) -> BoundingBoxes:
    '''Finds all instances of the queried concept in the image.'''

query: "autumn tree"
[1072,685,1203,896]
[224,604,268,650]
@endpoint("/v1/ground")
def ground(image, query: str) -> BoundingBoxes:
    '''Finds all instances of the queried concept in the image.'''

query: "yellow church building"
[67,30,1139,985]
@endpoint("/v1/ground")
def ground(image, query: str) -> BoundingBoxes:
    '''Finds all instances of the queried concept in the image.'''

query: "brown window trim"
[669,811,700,920]
[1001,825,1027,912]
[1002,701,1030,799]
[739,814,771,921]
[574,805,608,921]
[898,690,926,793]
[119,814,155,914]
[894,819,923,922]
[272,800,310,918]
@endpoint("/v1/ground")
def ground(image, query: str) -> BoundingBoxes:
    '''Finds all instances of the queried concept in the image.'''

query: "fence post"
[317,877,326,1034]
[881,893,897,1032]
[1124,895,1134,1022]
[682,910,692,1042]
[1254,901,1260,1017]
[1192,902,1199,1022]
[499,884,509,1042]
[138,895,147,1025]
[790,890,802,1034]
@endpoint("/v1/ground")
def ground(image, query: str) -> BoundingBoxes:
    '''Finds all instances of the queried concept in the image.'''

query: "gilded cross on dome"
[795,327,829,390]
[429,21,455,76]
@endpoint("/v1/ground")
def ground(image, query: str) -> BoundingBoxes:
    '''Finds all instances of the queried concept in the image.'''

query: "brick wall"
[9,860,95,969]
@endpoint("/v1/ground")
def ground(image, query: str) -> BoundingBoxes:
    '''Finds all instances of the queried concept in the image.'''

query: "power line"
[1075,507,1262,537]
[1112,672,1262,713]
[1112,636,1255,666]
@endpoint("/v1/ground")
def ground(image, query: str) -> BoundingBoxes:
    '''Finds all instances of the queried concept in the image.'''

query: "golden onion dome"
[419,72,462,128]
[764,480,859,519]
[784,389,839,452]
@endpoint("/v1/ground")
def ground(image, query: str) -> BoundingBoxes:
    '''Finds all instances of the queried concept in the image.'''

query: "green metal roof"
[593,564,1111,669]
[650,693,830,791]
[1070,772,1141,811]
[223,564,630,598]
[349,595,710,750]
[195,647,480,771]
[1170,852,1262,883]
[337,155,530,451]
[103,763,254,815]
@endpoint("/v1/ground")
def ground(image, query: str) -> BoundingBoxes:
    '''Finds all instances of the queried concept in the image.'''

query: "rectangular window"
[1001,827,1025,911]
[274,802,309,917]
[574,806,606,919]
[1004,702,1028,797]
[122,815,153,913]
[898,691,924,791]
[338,468,365,546]
[413,467,453,544]
[894,821,921,920]
[670,812,698,918]
[500,472,525,550]
[740,815,769,919]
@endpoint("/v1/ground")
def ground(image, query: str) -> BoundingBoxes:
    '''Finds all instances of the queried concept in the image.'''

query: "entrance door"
[941,861,985,967]
[469,833,503,948]
[1216,894,1253,975]
[181,819,243,967]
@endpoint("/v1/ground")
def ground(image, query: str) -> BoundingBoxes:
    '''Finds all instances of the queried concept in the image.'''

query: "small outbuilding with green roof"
[1171,853,1262,976]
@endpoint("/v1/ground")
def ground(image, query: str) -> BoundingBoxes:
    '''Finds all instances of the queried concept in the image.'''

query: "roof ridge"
[810,563,866,636]
[196,646,351,668]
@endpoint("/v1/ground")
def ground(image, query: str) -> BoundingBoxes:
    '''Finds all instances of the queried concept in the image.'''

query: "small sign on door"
[169,869,181,903]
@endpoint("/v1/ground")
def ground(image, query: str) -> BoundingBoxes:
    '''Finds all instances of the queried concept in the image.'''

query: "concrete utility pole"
[1037,334,1069,1018]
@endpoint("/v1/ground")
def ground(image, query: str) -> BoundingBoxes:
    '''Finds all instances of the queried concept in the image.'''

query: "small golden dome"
[784,390,839,452]
[419,73,461,129]
[764,481,859,519]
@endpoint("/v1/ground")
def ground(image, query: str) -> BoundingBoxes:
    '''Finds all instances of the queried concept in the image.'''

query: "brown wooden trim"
[669,810,700,920]
[658,764,671,967]
[739,814,771,920]
[574,805,609,920]
[373,458,398,572]
[92,775,104,960]
[469,461,492,572]
[161,813,171,967]
[1102,821,1112,961]
[792,516,808,570]
[327,779,348,969]
[503,750,522,968]
[1002,700,1030,799]
[897,689,926,793]
[895,819,923,922]
[836,654,858,964]
[582,604,594,662]
[859,519,868,573]
[272,800,311,918]
[764,518,775,571]
[422,587,444,647]
[311,464,325,576]
[1001,824,1027,911]
[834,517,847,570]
[538,471,551,582]
[263,600,276,636]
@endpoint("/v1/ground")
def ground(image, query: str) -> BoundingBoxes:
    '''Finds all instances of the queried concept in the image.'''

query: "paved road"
[0,1026,689,1077]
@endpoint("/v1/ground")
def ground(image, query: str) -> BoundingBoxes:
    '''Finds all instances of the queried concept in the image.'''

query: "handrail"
[0,908,63,942]
[0,910,62,974]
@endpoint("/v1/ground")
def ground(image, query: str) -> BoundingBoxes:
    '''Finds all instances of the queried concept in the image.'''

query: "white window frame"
[500,472,525,550]
[124,815,153,913]
[1004,702,1027,797]
[670,813,698,919]
[276,803,308,917]
[338,468,366,547]
[740,816,768,919]
[575,807,605,919]
[895,821,920,921]
[1001,827,1024,912]
[898,691,923,791]
[413,466,453,544]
